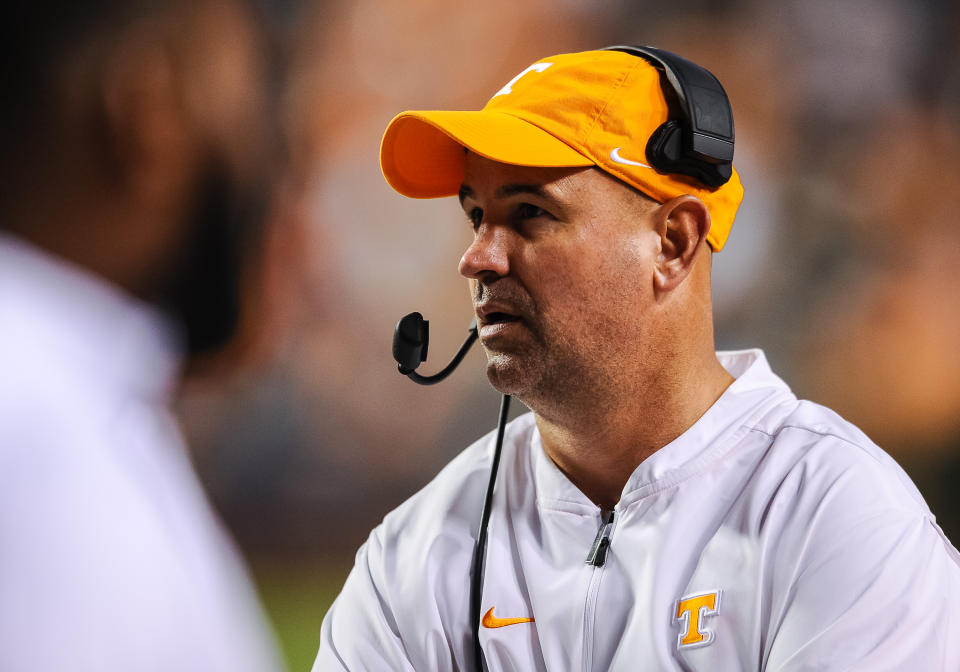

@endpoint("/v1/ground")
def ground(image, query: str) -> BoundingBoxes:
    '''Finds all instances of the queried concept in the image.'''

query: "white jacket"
[316,350,960,671]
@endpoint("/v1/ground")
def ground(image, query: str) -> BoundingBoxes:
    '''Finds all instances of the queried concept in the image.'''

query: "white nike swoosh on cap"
[609,147,651,168]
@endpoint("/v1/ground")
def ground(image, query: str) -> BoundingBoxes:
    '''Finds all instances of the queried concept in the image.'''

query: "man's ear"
[652,195,711,296]
[98,26,196,203]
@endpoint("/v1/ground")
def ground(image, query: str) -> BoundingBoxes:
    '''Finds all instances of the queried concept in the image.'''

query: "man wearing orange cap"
[314,47,960,671]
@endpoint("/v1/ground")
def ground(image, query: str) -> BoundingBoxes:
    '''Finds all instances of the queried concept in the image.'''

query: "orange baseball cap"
[380,48,744,251]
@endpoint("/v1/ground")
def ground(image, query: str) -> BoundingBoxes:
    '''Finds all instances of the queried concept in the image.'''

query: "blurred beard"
[166,154,269,356]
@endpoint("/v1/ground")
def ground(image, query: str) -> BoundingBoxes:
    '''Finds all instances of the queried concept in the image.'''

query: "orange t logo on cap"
[492,62,553,98]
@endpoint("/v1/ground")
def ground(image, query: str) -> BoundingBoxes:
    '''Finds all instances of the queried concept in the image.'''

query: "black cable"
[470,393,511,671]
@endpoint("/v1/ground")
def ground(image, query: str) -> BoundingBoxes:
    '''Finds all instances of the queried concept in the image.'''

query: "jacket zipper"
[586,510,615,567]
[582,510,616,671]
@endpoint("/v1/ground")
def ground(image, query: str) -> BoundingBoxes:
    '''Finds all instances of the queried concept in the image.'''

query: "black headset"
[602,45,734,188]
[392,45,735,672]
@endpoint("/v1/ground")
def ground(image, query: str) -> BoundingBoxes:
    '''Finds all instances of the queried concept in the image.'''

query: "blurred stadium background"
[175,0,960,669]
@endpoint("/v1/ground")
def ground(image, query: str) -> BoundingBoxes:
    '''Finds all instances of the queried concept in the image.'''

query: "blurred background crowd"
[13,0,957,668]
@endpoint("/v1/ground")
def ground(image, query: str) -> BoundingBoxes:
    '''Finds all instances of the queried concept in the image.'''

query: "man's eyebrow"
[497,183,551,200]
[458,182,554,206]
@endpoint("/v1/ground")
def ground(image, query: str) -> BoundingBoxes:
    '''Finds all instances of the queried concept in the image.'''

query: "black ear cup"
[646,120,732,188]
[646,120,684,170]
[603,45,734,189]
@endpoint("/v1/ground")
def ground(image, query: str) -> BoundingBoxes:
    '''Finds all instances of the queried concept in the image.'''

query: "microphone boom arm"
[401,326,478,385]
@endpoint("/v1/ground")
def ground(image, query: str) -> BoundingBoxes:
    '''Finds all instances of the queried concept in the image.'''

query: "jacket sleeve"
[313,528,418,672]
[765,508,960,671]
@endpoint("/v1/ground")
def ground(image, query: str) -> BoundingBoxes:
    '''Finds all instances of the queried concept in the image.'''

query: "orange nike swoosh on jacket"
[481,607,535,628]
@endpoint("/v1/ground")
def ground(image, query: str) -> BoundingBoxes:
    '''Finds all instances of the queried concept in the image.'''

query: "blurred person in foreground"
[315,48,960,670]
[0,1,285,670]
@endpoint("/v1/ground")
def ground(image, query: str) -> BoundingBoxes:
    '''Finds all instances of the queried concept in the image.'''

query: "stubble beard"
[475,280,609,416]
[481,293,644,427]
[482,317,601,420]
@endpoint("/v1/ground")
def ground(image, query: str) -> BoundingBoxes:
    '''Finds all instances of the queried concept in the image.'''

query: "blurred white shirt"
[0,233,284,672]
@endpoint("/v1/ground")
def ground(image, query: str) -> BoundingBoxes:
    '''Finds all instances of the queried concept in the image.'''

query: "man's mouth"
[481,312,522,326]
[475,302,526,341]
[476,301,523,326]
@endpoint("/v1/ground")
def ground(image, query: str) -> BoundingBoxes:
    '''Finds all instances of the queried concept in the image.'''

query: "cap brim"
[380,110,594,199]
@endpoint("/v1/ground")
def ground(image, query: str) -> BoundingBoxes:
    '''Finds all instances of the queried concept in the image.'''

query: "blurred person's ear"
[98,25,199,215]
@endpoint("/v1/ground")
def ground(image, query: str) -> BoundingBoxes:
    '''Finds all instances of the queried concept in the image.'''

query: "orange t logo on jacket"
[674,590,721,649]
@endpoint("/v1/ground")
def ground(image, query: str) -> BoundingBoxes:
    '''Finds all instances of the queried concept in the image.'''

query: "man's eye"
[515,203,547,220]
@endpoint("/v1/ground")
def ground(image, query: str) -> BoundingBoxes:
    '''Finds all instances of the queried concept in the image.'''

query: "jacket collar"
[532,350,794,513]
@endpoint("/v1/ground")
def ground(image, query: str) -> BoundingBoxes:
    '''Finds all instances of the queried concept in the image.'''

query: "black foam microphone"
[393,311,479,385]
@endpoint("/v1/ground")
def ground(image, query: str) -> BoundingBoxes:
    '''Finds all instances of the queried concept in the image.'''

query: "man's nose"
[459,224,510,281]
